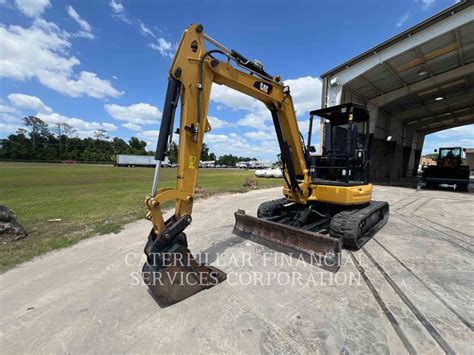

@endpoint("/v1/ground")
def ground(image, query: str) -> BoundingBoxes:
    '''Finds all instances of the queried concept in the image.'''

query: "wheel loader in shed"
[142,24,389,305]
[422,147,470,191]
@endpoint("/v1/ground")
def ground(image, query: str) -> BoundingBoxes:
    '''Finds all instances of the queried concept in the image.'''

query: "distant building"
[420,156,436,166]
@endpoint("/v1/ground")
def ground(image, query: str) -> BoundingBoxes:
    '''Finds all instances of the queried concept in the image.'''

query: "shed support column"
[402,127,415,178]
[389,119,404,180]
[367,106,386,181]
[406,131,425,177]
[414,132,425,176]
[406,136,417,178]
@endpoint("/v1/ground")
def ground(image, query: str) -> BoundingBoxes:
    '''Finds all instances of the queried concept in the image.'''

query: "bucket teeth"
[232,210,342,272]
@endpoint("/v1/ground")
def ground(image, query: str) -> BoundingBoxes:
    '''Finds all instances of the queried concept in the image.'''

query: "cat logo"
[254,81,273,95]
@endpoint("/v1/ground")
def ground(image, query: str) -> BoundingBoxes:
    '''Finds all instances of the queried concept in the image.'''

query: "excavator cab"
[308,103,371,185]
[235,103,388,259]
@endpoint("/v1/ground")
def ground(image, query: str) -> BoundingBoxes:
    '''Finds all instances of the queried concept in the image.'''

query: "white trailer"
[247,160,272,169]
[116,155,169,167]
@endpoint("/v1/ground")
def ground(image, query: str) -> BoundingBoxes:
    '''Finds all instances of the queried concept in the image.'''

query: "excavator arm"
[142,24,338,305]
[146,24,310,236]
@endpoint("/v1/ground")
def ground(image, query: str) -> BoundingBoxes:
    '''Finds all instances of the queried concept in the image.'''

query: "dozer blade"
[142,232,226,306]
[233,210,342,272]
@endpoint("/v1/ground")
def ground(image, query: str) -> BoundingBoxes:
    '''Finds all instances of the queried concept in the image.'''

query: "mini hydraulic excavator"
[142,24,389,305]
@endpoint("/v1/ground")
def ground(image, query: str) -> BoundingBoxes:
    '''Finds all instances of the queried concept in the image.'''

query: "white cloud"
[206,133,231,143]
[138,20,155,38]
[149,38,176,57]
[0,113,21,123]
[41,71,122,98]
[36,112,115,133]
[122,122,142,131]
[0,94,117,139]
[245,130,275,140]
[141,130,159,139]
[67,6,91,32]
[14,0,50,18]
[109,0,163,46]
[72,30,94,39]
[104,103,162,125]
[237,112,272,130]
[431,124,474,138]
[211,85,256,111]
[420,0,435,10]
[109,0,124,13]
[297,119,310,135]
[207,116,231,129]
[396,11,411,28]
[204,132,280,159]
[0,122,21,135]
[423,124,474,154]
[102,122,118,131]
[8,93,52,114]
[211,76,321,131]
[0,20,122,98]
[211,85,271,130]
[67,5,94,39]
[0,103,20,114]
[284,76,322,115]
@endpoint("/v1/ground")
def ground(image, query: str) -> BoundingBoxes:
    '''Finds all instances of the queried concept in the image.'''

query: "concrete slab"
[0,186,472,354]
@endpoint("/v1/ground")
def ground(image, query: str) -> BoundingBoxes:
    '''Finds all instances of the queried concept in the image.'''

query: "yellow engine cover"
[308,183,372,205]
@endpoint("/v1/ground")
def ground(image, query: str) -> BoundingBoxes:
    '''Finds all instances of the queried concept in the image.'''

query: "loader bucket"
[232,210,342,272]
[142,232,226,306]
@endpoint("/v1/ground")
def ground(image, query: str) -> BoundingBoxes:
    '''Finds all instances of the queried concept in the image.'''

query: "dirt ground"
[1,186,472,354]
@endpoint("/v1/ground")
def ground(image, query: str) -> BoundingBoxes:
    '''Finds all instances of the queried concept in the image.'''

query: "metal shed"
[320,0,474,180]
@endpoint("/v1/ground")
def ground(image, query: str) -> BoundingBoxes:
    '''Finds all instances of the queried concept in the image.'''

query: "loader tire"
[257,198,288,218]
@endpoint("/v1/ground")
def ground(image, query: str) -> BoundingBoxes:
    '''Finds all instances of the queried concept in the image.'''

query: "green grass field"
[0,162,281,271]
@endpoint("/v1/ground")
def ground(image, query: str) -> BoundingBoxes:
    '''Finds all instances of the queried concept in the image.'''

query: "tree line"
[0,116,149,163]
[0,116,256,165]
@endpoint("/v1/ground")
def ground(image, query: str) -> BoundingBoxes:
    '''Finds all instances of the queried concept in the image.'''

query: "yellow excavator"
[142,24,389,305]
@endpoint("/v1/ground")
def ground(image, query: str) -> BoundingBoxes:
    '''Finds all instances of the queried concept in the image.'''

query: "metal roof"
[321,0,473,78]
[323,1,474,135]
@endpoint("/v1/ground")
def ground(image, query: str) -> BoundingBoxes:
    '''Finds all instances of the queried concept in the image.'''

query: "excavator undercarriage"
[141,24,389,306]
[234,198,389,271]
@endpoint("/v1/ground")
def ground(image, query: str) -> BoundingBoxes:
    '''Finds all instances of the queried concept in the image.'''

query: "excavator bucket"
[232,210,342,272]
[142,231,226,306]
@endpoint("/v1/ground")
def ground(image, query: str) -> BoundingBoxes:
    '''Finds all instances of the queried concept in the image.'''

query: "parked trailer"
[116,155,168,167]
[255,168,283,178]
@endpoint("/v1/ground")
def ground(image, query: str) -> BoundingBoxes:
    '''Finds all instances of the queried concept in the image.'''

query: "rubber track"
[330,201,389,249]
[257,198,288,218]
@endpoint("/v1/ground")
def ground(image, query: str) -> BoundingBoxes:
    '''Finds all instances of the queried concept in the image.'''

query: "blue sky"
[0,0,472,160]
